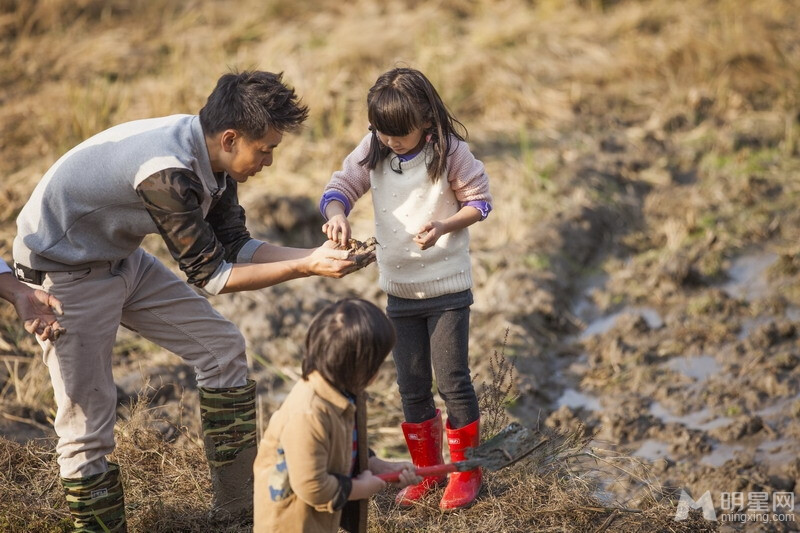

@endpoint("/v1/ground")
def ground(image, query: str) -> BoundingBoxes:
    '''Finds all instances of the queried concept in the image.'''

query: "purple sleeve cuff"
[463,200,492,220]
[319,190,352,219]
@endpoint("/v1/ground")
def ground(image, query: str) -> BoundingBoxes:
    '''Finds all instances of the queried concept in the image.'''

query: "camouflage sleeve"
[136,169,226,287]
[204,176,253,261]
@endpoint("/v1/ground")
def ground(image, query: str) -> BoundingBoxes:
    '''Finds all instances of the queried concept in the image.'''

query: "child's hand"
[322,214,351,247]
[349,470,387,500]
[368,458,423,488]
[413,221,444,250]
[396,465,423,488]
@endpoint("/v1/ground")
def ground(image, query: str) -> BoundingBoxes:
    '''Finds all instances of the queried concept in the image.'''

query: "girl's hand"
[322,214,351,247]
[412,221,444,250]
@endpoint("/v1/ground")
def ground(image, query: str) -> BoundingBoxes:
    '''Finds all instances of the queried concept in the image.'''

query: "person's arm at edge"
[0,269,64,340]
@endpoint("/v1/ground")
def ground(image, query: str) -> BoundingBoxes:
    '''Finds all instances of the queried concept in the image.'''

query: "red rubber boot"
[395,409,446,506]
[440,418,482,510]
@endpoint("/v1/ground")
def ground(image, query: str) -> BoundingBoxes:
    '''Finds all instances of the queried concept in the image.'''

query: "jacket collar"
[307,371,354,414]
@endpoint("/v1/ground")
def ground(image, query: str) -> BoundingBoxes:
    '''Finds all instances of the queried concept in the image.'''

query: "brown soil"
[1,0,799,531]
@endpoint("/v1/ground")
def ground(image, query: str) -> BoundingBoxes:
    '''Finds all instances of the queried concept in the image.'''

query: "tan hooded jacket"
[254,371,356,533]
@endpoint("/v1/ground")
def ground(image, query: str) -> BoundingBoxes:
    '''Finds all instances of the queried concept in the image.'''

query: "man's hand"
[337,237,377,269]
[306,241,358,278]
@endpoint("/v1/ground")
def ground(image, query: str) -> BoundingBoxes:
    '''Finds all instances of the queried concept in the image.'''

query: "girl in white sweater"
[320,67,493,510]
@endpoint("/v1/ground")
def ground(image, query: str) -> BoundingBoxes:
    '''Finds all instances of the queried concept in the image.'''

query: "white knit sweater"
[324,134,492,299]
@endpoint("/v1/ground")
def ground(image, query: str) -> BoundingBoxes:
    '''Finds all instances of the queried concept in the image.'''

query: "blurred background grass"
[0,0,798,530]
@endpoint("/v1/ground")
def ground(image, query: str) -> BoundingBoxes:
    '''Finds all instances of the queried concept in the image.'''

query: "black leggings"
[390,301,479,428]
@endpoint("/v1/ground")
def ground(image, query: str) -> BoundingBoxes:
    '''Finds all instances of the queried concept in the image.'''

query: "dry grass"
[0,383,714,533]
[2,0,799,531]
[370,463,714,533]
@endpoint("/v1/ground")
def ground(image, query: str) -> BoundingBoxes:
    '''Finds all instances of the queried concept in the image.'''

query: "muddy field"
[1,1,800,531]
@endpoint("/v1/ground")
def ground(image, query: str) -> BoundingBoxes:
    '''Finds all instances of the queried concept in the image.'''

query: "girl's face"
[375,127,426,155]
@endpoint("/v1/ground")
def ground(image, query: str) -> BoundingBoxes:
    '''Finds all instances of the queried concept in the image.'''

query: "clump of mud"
[340,236,378,269]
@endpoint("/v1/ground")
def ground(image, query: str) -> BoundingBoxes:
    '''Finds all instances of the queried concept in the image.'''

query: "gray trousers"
[36,248,248,477]
[387,290,479,428]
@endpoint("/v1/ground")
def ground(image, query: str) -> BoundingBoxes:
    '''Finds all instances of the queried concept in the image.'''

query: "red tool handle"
[377,463,458,483]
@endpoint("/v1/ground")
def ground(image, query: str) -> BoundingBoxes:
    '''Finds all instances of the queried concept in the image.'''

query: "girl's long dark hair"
[302,298,395,395]
[359,67,467,182]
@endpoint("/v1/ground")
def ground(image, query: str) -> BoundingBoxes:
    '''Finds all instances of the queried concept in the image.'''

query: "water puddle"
[663,354,720,381]
[701,443,746,467]
[738,316,773,340]
[635,437,798,470]
[650,401,732,431]
[700,439,798,469]
[556,388,603,412]
[633,439,671,462]
[758,439,787,454]
[571,271,610,323]
[756,438,800,466]
[579,307,664,340]
[739,306,800,340]
[755,392,800,420]
[721,252,778,301]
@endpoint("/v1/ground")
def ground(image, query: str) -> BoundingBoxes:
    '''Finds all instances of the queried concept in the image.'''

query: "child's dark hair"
[199,70,309,140]
[302,298,396,394]
[359,67,467,181]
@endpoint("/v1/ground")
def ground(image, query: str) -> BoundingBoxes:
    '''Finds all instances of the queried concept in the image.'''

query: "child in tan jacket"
[254,298,421,533]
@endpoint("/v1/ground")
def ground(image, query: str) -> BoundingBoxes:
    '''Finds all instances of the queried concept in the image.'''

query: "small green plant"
[725,405,742,417]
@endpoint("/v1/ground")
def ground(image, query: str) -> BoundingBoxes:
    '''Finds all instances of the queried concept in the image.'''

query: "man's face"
[224,128,283,182]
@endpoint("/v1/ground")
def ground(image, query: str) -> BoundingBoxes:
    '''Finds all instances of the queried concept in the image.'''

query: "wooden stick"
[355,392,368,533]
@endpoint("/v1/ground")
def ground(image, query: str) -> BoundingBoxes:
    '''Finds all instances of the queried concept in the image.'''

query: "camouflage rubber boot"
[61,462,127,532]
[199,379,257,520]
